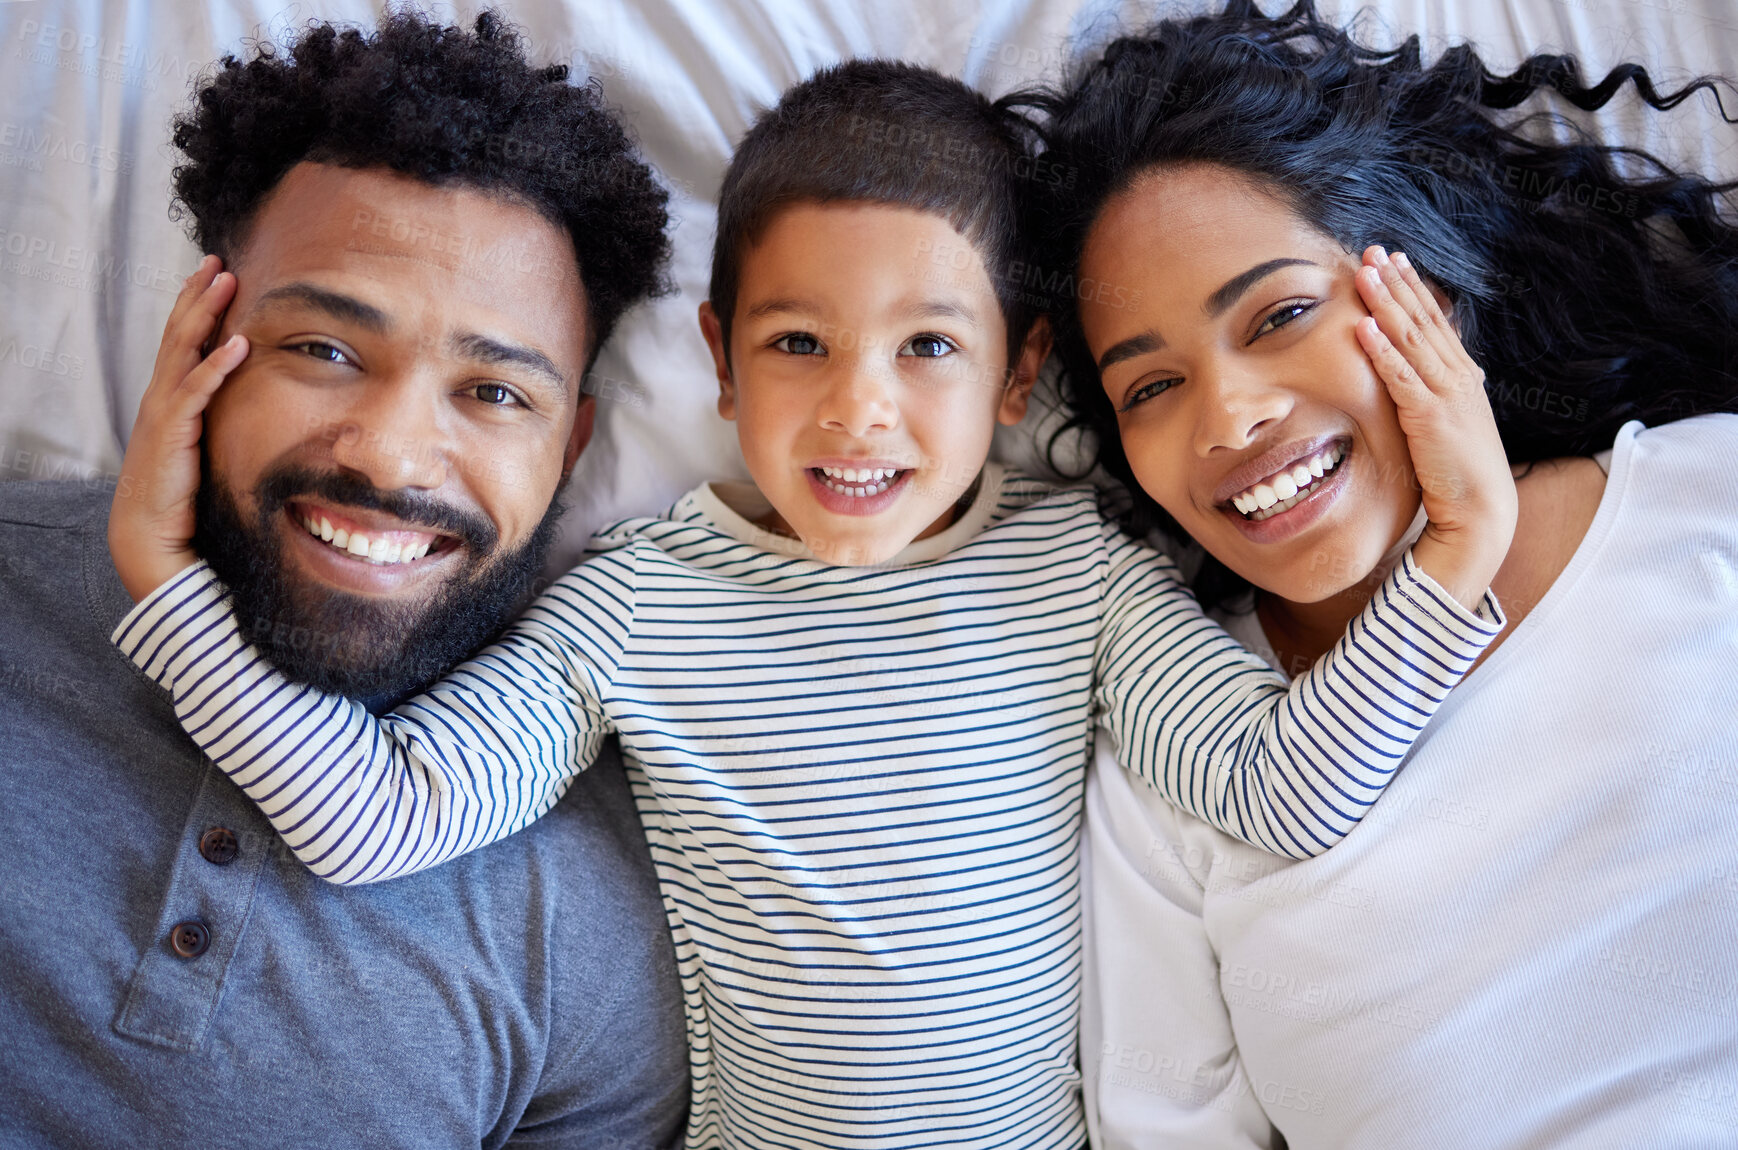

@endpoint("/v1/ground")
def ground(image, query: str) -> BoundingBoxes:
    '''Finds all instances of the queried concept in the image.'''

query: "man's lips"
[286,499,455,566]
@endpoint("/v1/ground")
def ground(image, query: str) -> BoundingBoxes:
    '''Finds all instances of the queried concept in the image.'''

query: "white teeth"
[816,466,900,498]
[1231,446,1346,520]
[300,510,436,564]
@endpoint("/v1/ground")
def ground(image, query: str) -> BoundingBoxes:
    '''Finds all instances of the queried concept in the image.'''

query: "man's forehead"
[233,163,587,317]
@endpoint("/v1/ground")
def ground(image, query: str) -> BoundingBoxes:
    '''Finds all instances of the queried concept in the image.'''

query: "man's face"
[194,163,593,701]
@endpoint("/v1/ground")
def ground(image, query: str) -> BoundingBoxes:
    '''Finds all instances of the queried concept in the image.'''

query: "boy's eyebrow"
[254,283,391,332]
[743,297,818,320]
[903,299,979,324]
[452,332,570,396]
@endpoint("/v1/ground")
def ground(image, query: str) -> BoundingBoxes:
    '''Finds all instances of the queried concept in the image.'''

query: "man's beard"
[193,462,563,706]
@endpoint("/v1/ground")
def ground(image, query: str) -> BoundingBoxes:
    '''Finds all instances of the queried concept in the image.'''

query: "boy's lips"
[804,461,914,516]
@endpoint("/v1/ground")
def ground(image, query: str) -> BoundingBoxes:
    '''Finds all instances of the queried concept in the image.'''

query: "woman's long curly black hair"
[170,9,670,360]
[1018,0,1738,608]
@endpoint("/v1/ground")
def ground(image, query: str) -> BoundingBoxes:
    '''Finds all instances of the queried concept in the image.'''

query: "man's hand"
[1354,246,1517,610]
[108,255,249,602]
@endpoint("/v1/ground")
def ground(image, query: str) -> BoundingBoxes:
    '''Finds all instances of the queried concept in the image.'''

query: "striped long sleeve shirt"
[114,465,1503,1150]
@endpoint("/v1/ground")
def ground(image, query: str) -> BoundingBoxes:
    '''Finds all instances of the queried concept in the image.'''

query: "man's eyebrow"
[254,283,391,332]
[452,332,569,396]
[1098,331,1164,373]
[1204,258,1319,318]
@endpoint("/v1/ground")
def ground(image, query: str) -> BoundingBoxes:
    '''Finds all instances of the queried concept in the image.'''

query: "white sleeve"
[111,555,629,885]
[1083,732,1279,1150]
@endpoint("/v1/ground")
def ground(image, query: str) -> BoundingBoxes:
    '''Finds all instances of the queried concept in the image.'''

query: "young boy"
[111,62,1507,1149]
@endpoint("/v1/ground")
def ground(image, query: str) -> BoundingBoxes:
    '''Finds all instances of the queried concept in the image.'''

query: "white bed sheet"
[2,0,1734,570]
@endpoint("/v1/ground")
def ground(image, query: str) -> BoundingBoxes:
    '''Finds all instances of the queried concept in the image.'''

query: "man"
[0,12,688,1146]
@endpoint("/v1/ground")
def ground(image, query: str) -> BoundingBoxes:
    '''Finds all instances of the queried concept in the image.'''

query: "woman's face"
[1078,164,1422,604]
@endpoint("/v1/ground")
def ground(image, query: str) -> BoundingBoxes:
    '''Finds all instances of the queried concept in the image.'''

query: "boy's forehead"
[737,200,997,314]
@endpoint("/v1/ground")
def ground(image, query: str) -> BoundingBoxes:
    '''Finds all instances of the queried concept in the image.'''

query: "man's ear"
[561,393,596,480]
[699,301,737,421]
[997,316,1052,427]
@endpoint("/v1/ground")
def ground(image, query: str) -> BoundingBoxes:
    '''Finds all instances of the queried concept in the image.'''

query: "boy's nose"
[817,363,900,437]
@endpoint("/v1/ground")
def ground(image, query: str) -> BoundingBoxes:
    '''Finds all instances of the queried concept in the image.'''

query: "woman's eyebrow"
[1204,258,1319,318]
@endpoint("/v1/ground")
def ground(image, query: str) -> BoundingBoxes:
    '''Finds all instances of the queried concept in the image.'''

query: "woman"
[1023,3,1738,1146]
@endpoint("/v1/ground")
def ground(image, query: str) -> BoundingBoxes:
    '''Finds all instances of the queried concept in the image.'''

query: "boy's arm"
[113,556,627,885]
[1093,530,1499,858]
[1096,246,1509,860]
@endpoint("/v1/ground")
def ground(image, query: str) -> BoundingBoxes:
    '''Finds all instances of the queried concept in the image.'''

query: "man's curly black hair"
[170,8,670,361]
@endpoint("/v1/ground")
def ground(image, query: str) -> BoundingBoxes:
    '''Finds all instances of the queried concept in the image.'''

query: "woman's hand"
[1354,245,1517,610]
[108,255,250,602]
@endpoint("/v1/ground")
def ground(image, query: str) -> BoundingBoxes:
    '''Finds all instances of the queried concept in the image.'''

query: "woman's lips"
[1220,441,1352,544]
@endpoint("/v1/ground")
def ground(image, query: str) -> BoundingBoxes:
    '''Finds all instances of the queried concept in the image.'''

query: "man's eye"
[899,334,956,359]
[773,333,823,356]
[1119,376,1181,413]
[292,340,353,365]
[470,383,521,407]
[1252,301,1316,340]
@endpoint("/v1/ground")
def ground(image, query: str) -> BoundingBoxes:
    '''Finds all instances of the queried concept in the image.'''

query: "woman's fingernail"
[1393,252,1411,270]
[1372,246,1390,264]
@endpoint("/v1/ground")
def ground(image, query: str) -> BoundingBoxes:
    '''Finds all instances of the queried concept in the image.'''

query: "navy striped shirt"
[115,466,1502,1149]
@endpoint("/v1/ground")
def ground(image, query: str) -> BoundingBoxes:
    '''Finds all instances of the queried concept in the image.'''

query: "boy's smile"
[702,202,1044,566]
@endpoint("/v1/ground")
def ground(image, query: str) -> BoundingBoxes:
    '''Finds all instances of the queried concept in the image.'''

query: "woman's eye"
[900,334,956,359]
[773,333,823,356]
[470,383,520,407]
[291,340,352,366]
[1252,301,1317,340]
[1119,376,1181,412]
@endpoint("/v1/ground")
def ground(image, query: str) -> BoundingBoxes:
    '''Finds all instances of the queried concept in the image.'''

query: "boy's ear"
[997,316,1052,427]
[699,301,738,421]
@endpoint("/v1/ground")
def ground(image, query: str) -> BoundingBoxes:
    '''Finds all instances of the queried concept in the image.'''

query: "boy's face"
[702,203,1043,566]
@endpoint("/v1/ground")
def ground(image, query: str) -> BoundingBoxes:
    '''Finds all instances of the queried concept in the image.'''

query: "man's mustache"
[255,466,499,555]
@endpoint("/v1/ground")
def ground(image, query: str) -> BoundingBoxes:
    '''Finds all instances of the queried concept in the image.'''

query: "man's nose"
[817,355,900,438]
[1191,361,1293,457]
[326,376,450,490]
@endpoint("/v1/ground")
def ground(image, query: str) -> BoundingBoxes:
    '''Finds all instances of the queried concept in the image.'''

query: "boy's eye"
[899,334,956,359]
[1119,376,1181,413]
[468,382,522,407]
[1251,301,1317,340]
[773,333,823,356]
[290,340,354,366]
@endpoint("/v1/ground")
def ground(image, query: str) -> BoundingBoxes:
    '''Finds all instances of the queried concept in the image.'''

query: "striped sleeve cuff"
[1389,548,1507,646]
[111,560,234,686]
